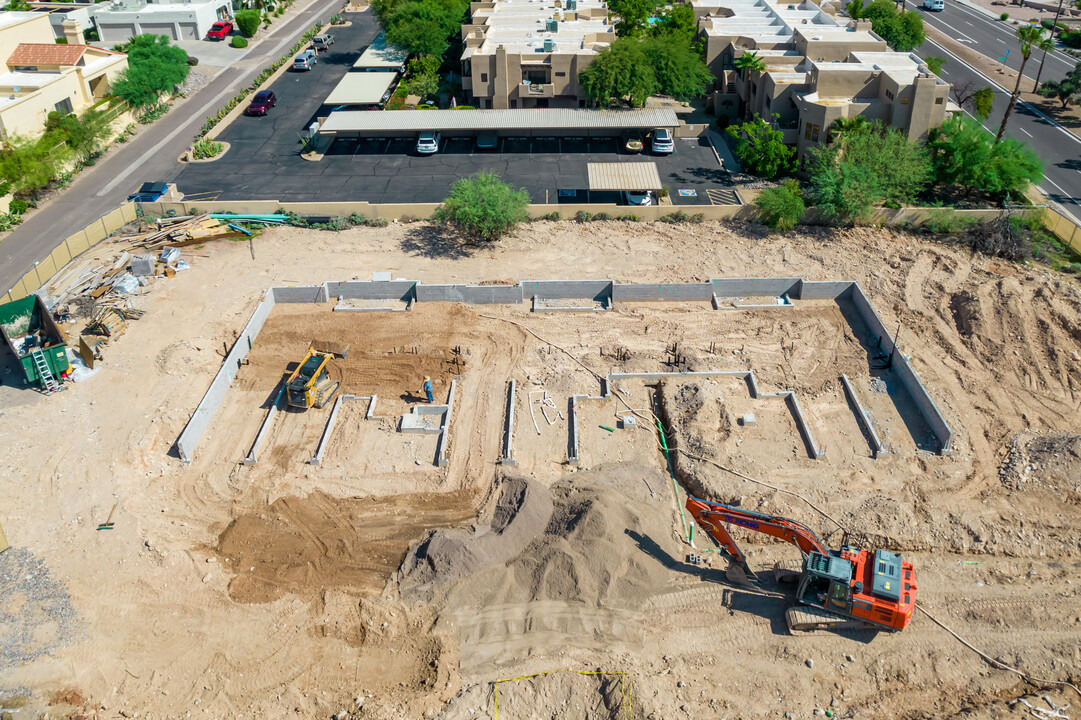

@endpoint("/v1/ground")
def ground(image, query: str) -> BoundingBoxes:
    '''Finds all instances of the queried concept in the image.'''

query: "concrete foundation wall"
[523,280,613,301]
[417,284,524,304]
[799,281,856,300]
[613,283,714,301]
[331,280,416,301]
[176,288,277,462]
[273,285,328,304]
[711,277,803,298]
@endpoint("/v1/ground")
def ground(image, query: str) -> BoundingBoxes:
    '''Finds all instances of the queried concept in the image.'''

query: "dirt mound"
[435,671,642,720]
[998,432,1081,495]
[215,489,478,603]
[399,476,554,601]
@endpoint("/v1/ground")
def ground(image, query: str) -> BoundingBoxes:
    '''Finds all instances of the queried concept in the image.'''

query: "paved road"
[918,18,1081,222]
[0,0,345,297]
[918,0,1076,84]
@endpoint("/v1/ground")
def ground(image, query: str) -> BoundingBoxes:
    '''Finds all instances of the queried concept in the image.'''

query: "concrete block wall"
[799,281,856,300]
[273,285,328,304]
[523,280,613,302]
[417,284,524,304]
[612,283,714,302]
[176,288,277,462]
[330,280,416,302]
[711,278,803,298]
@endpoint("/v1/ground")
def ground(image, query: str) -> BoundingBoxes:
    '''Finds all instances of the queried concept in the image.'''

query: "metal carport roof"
[587,162,663,191]
[319,108,680,134]
[354,31,408,70]
[325,73,397,106]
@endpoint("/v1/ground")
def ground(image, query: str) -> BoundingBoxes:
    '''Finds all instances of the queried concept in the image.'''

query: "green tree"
[726,115,794,179]
[924,56,946,76]
[997,25,1054,142]
[234,9,261,37]
[973,86,995,119]
[579,39,657,106]
[755,179,806,231]
[434,171,530,243]
[861,0,925,51]
[608,0,656,37]
[641,32,713,100]
[111,34,190,107]
[734,50,766,78]
[928,115,1043,195]
[379,0,468,57]
[45,108,111,160]
[809,122,931,223]
[0,135,67,194]
[651,3,698,47]
[845,0,863,18]
[831,115,870,142]
[1038,61,1081,107]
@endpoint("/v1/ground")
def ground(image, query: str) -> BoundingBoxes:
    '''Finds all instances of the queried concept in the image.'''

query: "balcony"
[520,82,553,98]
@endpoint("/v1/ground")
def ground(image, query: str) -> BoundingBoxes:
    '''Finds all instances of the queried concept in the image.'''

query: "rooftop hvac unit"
[546,18,558,31]
[544,37,554,50]
[567,0,576,7]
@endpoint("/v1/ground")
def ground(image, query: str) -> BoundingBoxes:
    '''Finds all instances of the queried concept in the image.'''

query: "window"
[764,95,771,110]
[885,89,894,100]
[481,72,488,82]
[54,98,73,115]
[900,96,909,104]
[935,97,943,105]
[805,122,812,140]
[511,99,517,108]
[555,71,566,77]
[811,124,820,142]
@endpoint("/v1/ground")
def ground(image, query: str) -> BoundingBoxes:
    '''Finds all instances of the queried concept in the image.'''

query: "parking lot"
[170,11,738,206]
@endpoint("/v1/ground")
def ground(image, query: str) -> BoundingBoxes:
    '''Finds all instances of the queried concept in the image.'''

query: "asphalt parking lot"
[171,11,738,206]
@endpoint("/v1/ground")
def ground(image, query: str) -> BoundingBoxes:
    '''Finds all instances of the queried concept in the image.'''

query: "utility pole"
[1033,0,1065,92]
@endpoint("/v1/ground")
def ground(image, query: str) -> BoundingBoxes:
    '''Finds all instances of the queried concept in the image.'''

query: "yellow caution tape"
[492,669,632,720]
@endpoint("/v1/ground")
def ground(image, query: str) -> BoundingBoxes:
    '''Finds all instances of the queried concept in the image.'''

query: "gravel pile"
[0,546,83,668]
[178,69,212,96]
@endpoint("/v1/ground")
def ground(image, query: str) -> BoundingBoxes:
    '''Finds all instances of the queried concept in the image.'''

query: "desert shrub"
[921,208,973,234]
[235,9,260,37]
[326,216,349,231]
[576,210,594,222]
[191,136,223,159]
[659,211,704,224]
[433,171,529,242]
[231,36,249,48]
[8,198,28,215]
[593,212,612,221]
[1000,12,1009,20]
[754,179,805,231]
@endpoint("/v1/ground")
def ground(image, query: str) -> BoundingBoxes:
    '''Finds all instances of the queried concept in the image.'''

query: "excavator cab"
[797,552,853,614]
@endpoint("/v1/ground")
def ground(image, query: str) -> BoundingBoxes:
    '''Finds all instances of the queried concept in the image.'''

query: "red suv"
[206,21,232,40]
[245,90,276,116]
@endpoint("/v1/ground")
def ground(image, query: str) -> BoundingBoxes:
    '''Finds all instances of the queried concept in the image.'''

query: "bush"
[593,212,612,221]
[327,216,349,231]
[921,208,972,234]
[755,179,805,231]
[235,9,261,37]
[1063,30,1081,48]
[541,211,561,221]
[1000,12,1009,20]
[8,198,28,215]
[0,181,9,196]
[616,214,639,221]
[111,34,190,108]
[231,36,249,48]
[191,136,224,159]
[433,171,530,242]
[659,211,704,224]
[55,37,68,44]
[187,56,199,66]
[576,210,594,222]
[727,115,794,179]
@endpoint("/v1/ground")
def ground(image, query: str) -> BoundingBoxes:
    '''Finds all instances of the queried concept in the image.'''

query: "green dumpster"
[0,296,69,390]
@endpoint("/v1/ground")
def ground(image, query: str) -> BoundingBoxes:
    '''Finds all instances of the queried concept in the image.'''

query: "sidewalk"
[0,0,346,296]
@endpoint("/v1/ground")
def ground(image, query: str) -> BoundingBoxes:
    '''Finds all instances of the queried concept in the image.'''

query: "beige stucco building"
[460,0,615,109]
[697,0,956,157]
[0,12,127,139]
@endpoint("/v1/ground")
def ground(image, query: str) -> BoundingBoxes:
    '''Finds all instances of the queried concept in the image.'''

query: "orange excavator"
[686,496,916,633]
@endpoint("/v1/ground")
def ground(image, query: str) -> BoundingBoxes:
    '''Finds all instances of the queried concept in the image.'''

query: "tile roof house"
[0,12,128,139]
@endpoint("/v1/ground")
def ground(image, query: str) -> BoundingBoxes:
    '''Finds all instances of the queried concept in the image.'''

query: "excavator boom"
[686,496,830,565]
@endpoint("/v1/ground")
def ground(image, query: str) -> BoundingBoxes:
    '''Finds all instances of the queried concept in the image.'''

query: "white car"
[623,190,653,206]
[416,131,441,154]
[651,128,674,154]
[923,0,943,10]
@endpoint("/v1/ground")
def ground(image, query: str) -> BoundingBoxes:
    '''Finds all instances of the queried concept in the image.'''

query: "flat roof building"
[460,0,615,110]
[697,0,956,157]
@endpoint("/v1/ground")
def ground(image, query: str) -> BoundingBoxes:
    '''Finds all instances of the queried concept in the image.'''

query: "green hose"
[656,419,691,543]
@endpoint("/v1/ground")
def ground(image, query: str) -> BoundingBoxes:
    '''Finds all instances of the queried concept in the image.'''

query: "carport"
[587,162,663,192]
[325,73,397,109]
[317,108,680,141]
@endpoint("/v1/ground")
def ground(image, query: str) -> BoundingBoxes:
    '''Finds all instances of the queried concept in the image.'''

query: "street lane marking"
[1020,128,1033,137]
[964,20,974,26]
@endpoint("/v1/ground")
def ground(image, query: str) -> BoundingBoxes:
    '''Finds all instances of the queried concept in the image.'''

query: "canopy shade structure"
[587,162,663,191]
[325,73,397,106]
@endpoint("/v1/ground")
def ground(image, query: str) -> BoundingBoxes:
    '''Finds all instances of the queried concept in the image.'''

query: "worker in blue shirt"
[423,376,434,403]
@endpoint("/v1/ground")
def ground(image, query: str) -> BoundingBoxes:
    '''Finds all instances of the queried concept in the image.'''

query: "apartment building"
[0,11,127,138]
[460,0,614,109]
[92,0,235,43]
[696,0,955,156]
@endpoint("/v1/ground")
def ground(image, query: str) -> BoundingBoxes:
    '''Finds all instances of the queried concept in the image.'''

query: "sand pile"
[399,476,554,601]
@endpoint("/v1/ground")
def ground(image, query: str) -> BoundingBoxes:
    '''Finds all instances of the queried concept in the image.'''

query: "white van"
[924,0,944,11]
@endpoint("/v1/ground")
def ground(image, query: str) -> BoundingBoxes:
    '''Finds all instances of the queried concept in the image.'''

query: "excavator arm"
[685,496,831,571]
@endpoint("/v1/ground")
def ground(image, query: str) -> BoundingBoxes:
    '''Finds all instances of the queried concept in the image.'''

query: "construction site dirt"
[0,220,1079,720]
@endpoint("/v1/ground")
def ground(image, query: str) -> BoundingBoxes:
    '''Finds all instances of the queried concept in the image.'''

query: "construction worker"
[423,376,434,403]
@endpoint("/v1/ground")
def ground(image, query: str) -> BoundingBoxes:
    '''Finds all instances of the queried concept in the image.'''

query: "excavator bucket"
[311,339,349,358]
[725,562,759,588]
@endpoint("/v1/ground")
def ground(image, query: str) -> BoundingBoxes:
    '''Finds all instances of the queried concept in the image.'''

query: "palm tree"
[996,25,1054,143]
[734,50,766,79]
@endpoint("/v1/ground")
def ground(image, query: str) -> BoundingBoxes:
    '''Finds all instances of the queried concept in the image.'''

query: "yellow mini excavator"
[285,342,347,410]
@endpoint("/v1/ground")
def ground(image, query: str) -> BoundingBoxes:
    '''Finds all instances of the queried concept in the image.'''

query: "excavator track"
[773,559,802,584]
[785,605,880,633]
